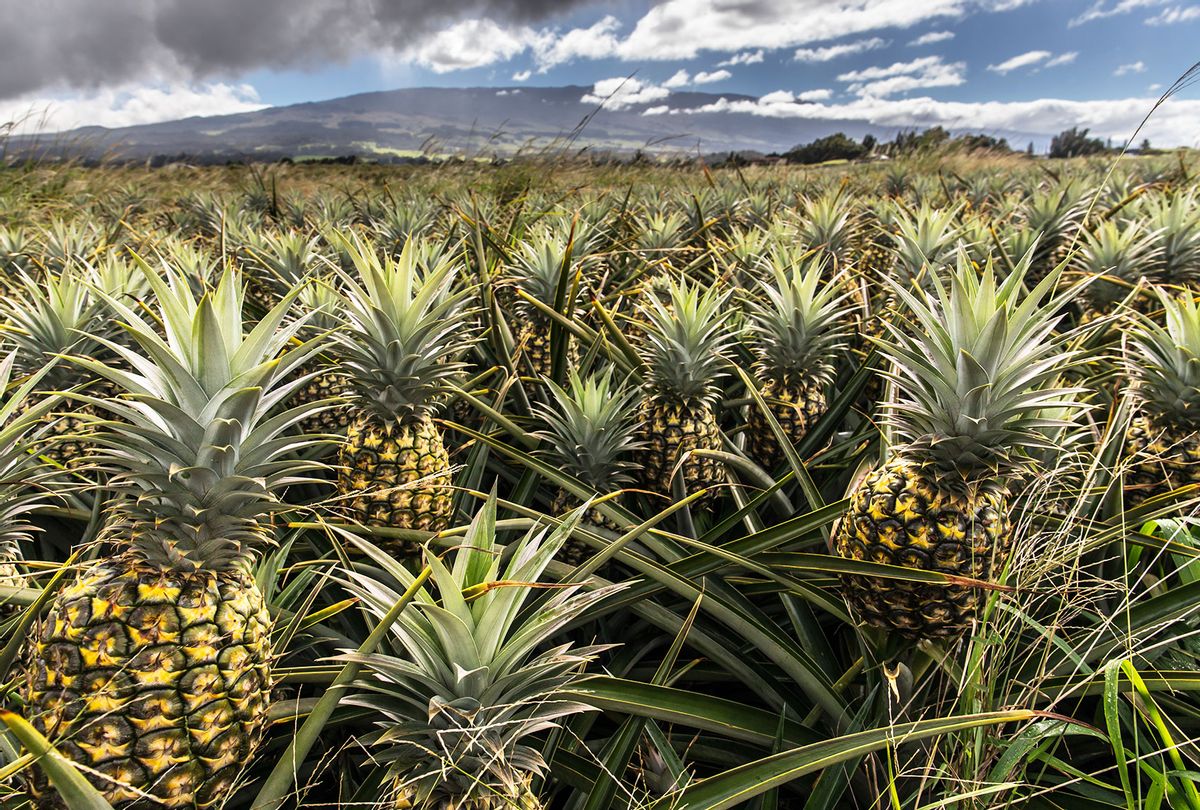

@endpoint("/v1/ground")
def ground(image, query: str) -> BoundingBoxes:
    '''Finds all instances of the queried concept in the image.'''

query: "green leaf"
[0,710,116,810]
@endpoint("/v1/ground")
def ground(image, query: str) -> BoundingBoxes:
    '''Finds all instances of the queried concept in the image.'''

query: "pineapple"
[634,278,736,497]
[0,265,123,469]
[1141,189,1200,288]
[289,276,352,436]
[532,369,644,554]
[1069,219,1163,320]
[744,255,853,466]
[328,232,477,553]
[507,227,584,379]
[0,353,61,611]
[798,189,860,272]
[833,252,1083,638]
[21,261,326,807]
[342,496,621,810]
[242,228,324,311]
[1124,288,1200,505]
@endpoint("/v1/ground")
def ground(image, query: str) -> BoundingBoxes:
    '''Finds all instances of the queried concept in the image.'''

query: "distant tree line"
[779,125,1132,165]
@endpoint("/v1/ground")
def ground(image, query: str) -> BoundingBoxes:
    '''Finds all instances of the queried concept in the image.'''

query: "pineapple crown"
[638,276,736,405]
[1141,189,1200,283]
[341,495,622,808]
[799,190,859,267]
[890,202,964,283]
[508,226,585,313]
[636,210,686,253]
[0,354,63,562]
[532,368,645,490]
[0,266,119,389]
[878,249,1087,482]
[328,231,478,421]
[1127,288,1200,431]
[67,257,328,572]
[1071,220,1163,310]
[246,229,324,293]
[745,254,853,385]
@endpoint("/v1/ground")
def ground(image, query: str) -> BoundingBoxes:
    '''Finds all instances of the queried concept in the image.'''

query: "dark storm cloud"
[0,0,593,99]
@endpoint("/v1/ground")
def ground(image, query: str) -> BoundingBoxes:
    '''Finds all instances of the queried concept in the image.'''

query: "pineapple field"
[0,151,1197,810]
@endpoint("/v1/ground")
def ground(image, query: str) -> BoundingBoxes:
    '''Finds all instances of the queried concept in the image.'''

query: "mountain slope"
[12,85,890,161]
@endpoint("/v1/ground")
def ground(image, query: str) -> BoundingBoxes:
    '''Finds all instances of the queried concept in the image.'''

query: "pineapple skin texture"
[1125,415,1200,506]
[516,318,578,380]
[747,377,827,465]
[393,777,543,809]
[833,458,1013,638]
[23,562,272,809]
[635,400,725,495]
[291,362,352,435]
[339,411,453,550]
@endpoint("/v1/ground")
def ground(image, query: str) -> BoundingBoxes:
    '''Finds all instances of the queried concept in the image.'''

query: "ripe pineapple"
[833,252,1083,638]
[22,262,326,807]
[289,277,352,436]
[1124,288,1200,506]
[507,227,585,379]
[342,496,621,810]
[0,265,123,469]
[744,255,853,466]
[634,278,735,497]
[1069,219,1163,320]
[328,232,477,553]
[532,369,644,556]
[0,353,61,610]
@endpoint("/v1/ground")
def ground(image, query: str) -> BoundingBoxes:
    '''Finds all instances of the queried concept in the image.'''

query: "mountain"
[8,85,896,163]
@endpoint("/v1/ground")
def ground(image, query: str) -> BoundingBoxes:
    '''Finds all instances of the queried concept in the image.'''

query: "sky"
[0,0,1197,146]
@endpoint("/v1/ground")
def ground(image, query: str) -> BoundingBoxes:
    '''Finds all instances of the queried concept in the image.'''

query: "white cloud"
[665,93,1200,147]
[611,0,965,61]
[1149,82,1164,92]
[512,70,532,81]
[530,15,622,71]
[794,37,888,63]
[717,50,765,66]
[395,19,536,73]
[663,69,692,89]
[798,88,835,101]
[642,105,670,116]
[693,69,732,84]
[1044,52,1078,67]
[581,77,671,110]
[1114,61,1147,75]
[1,82,266,134]
[987,50,1052,74]
[839,56,966,97]
[1070,0,1165,26]
[1145,5,1200,23]
[909,30,956,46]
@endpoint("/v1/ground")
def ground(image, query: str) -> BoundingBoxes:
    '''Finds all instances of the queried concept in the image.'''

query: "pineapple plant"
[798,189,860,271]
[0,265,123,469]
[506,227,585,379]
[288,276,353,436]
[328,232,477,552]
[21,261,326,807]
[1141,189,1200,289]
[744,255,854,466]
[341,496,621,810]
[1069,219,1163,320]
[634,277,735,497]
[242,228,324,311]
[833,252,1083,638]
[1123,288,1200,506]
[532,368,644,552]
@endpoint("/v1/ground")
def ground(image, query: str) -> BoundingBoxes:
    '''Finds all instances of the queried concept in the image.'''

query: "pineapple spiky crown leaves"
[878,249,1088,483]
[1127,288,1200,431]
[508,225,585,313]
[66,257,328,571]
[638,276,736,405]
[341,495,623,809]
[799,189,859,268]
[890,202,965,283]
[327,231,478,421]
[0,354,64,562]
[1070,219,1163,310]
[745,254,854,385]
[532,368,645,490]
[1140,189,1200,283]
[246,228,324,292]
[0,265,119,389]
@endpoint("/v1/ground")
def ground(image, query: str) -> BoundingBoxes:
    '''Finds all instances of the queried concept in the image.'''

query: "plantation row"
[0,155,1196,809]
